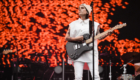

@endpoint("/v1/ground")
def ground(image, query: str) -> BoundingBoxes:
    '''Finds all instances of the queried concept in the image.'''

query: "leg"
[73,61,84,80]
[88,54,100,80]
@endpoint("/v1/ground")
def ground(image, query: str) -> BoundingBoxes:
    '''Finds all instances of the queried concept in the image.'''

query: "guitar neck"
[85,30,109,44]
[85,27,119,44]
[85,23,126,44]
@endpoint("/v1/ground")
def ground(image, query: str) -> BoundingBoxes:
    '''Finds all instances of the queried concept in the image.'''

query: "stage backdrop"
[0,0,140,67]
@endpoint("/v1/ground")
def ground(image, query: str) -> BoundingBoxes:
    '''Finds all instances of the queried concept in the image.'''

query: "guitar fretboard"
[85,23,126,44]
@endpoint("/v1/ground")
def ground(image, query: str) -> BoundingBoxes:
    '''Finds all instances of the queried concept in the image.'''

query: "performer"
[65,3,112,80]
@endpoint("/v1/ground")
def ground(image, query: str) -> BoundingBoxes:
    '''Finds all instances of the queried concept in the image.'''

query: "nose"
[79,8,82,12]
[79,8,81,12]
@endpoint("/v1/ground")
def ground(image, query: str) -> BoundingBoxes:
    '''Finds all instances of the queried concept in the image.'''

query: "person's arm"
[65,27,83,42]
[97,25,113,40]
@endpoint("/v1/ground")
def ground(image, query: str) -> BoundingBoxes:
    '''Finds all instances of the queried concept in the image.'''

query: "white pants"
[73,57,100,80]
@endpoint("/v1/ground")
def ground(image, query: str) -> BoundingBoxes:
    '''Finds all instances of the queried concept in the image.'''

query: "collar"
[78,18,89,24]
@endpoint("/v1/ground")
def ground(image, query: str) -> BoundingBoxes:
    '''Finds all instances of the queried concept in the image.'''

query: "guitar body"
[66,42,92,60]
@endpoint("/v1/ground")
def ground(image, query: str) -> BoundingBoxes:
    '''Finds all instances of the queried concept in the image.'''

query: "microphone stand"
[120,60,133,80]
[62,59,65,80]
[90,1,94,80]
[109,60,112,80]
[13,36,19,80]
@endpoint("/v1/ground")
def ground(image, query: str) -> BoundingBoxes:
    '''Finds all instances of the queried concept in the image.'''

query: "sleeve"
[69,21,75,28]
[68,21,76,37]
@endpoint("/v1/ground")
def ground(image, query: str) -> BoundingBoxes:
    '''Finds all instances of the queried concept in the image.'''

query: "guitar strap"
[83,21,92,40]
[89,21,92,37]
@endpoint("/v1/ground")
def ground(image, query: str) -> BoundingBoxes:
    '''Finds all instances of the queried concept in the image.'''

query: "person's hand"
[107,30,113,35]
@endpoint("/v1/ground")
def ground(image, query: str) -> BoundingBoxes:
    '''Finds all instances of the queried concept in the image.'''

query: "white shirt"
[68,18,99,63]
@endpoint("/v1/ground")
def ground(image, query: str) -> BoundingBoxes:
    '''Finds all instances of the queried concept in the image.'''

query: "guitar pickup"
[73,45,77,50]
[73,44,80,50]
[77,44,80,48]
[82,43,86,46]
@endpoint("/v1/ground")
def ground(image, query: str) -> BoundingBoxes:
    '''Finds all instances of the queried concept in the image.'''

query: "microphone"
[90,1,93,7]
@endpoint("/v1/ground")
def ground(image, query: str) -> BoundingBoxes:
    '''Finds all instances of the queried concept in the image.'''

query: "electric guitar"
[66,23,127,60]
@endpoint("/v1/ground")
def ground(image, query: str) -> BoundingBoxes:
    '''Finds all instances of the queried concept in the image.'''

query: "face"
[78,5,88,16]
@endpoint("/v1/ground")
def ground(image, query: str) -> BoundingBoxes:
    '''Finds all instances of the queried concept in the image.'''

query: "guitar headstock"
[114,23,127,29]
[3,49,13,54]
